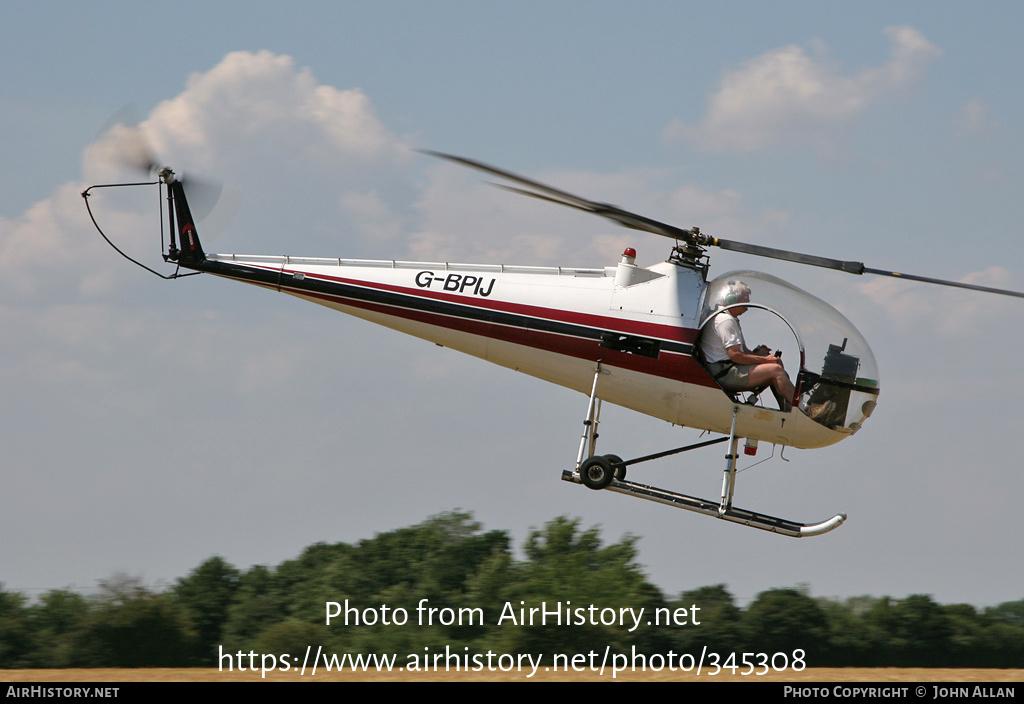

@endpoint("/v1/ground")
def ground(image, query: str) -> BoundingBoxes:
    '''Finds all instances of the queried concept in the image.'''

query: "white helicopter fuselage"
[81,163,905,535]
[203,251,846,450]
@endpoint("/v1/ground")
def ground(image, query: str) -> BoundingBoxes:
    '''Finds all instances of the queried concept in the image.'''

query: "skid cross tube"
[617,436,729,468]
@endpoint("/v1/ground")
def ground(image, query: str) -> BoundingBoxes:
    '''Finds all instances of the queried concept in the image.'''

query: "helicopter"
[82,149,1024,538]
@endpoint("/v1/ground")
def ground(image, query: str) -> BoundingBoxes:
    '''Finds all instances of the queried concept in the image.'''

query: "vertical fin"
[169,179,205,264]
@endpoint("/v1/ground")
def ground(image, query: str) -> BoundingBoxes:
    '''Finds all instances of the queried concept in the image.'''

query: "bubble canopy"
[702,271,880,433]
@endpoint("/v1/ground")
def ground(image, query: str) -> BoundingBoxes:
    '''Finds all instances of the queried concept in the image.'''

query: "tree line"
[2,511,1022,668]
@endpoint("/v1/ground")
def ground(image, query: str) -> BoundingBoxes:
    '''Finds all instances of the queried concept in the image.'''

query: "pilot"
[700,281,795,412]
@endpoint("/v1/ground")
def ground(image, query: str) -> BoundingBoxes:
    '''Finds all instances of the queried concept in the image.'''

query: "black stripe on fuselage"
[193,258,696,357]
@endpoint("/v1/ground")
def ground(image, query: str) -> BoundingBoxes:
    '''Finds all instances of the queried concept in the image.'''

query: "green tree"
[221,511,512,656]
[26,589,89,667]
[742,588,829,664]
[0,585,34,668]
[252,619,322,664]
[222,565,286,651]
[985,598,1024,629]
[327,511,510,652]
[668,584,742,656]
[483,517,666,659]
[74,575,194,667]
[816,596,882,666]
[174,556,240,664]
[866,594,952,667]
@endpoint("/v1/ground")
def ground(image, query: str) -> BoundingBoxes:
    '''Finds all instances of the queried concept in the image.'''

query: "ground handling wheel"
[604,454,626,481]
[579,455,615,490]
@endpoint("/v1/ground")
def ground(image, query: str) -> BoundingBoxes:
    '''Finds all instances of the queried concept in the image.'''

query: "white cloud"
[0,182,130,301]
[666,26,943,153]
[145,50,408,170]
[5,50,416,306]
[0,49,426,418]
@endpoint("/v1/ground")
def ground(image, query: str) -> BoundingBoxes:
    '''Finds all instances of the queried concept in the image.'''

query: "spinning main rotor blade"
[420,150,702,242]
[709,239,1024,298]
[424,150,1024,299]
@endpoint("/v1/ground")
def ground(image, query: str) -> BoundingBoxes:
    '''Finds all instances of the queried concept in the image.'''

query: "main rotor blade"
[421,150,593,209]
[421,150,703,242]
[859,267,1024,298]
[711,237,866,274]
[423,150,1024,299]
[710,237,1024,298]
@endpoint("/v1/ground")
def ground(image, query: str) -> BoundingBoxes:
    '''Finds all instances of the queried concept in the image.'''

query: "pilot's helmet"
[716,280,751,309]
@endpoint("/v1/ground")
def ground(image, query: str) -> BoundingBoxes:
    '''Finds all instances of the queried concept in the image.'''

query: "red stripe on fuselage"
[257,264,699,345]
[276,273,718,388]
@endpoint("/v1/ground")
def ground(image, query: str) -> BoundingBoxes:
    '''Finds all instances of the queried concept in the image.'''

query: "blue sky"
[2,1,1023,615]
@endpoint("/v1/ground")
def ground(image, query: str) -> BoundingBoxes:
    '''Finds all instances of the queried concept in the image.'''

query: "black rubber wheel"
[579,456,614,490]
[604,454,626,481]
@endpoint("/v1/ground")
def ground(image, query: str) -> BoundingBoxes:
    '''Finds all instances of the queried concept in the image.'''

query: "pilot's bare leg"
[746,362,794,412]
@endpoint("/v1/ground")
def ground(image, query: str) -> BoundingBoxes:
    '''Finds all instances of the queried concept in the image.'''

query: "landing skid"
[560,470,846,537]
[568,363,846,538]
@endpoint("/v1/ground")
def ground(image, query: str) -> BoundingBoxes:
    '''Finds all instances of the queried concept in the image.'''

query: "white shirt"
[700,310,745,364]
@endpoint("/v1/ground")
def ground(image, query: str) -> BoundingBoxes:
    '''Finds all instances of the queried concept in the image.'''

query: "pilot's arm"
[726,344,783,367]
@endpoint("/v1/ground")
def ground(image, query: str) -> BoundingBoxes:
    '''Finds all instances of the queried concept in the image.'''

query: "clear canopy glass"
[703,271,880,433]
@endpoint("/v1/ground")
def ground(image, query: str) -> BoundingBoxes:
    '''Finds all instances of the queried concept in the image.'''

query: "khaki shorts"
[707,360,752,388]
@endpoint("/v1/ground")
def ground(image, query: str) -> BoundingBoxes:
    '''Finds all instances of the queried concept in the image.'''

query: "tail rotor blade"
[93,106,159,177]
